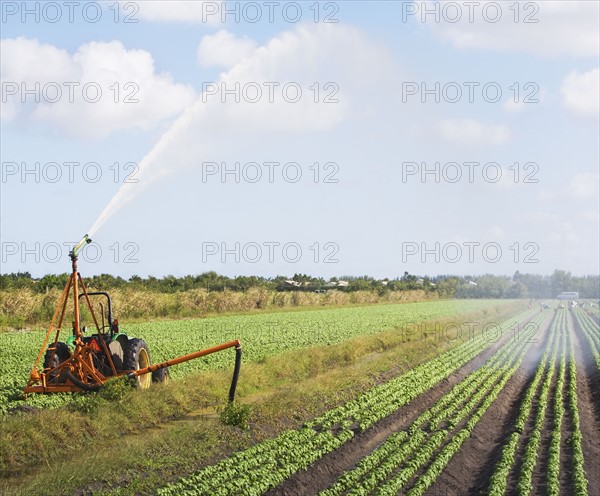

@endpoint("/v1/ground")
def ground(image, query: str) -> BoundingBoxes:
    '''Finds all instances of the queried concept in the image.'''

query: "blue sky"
[1,1,598,279]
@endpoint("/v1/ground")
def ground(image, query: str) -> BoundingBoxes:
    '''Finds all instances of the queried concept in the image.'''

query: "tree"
[551,270,572,297]
[505,281,528,298]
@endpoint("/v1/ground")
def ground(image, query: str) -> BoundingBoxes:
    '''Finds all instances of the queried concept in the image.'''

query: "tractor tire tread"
[123,338,152,389]
[43,342,71,370]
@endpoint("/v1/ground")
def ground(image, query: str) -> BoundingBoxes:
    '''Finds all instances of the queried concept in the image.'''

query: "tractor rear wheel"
[43,342,70,379]
[123,338,152,389]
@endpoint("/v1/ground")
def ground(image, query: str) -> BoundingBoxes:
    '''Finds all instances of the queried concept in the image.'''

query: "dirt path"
[268,314,541,496]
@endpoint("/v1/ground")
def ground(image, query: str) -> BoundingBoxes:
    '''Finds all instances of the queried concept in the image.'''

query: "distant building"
[324,280,349,288]
[283,280,312,288]
[557,291,579,300]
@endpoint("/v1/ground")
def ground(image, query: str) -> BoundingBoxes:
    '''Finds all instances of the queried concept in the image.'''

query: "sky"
[1,0,599,279]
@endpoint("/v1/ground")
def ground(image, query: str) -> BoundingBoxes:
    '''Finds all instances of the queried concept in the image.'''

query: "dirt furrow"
[560,352,576,496]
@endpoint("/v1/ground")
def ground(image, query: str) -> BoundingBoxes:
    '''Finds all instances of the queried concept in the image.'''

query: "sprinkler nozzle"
[70,234,92,260]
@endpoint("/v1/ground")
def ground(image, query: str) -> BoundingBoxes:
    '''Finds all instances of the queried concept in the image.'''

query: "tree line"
[0,270,598,299]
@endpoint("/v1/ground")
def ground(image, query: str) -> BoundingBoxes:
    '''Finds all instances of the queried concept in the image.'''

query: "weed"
[219,401,252,430]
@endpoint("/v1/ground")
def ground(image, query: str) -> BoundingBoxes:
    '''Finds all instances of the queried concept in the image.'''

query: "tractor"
[25,235,242,400]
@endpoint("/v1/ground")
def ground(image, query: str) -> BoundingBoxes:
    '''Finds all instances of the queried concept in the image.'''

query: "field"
[0,299,598,495]
[0,299,499,414]
[156,306,599,496]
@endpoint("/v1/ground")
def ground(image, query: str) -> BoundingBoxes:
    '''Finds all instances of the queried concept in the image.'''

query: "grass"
[0,301,525,495]
[1,287,436,331]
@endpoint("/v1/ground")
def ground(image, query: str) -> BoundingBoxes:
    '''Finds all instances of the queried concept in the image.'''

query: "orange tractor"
[25,235,242,400]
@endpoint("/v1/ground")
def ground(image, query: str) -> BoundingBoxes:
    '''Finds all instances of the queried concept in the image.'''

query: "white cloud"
[568,172,600,199]
[438,118,510,148]
[503,98,525,114]
[123,1,221,24]
[197,30,258,68]
[581,210,600,223]
[524,212,580,244]
[537,172,599,203]
[196,24,396,134]
[0,37,196,138]
[487,226,505,240]
[89,23,397,235]
[561,68,599,116]
[424,1,599,57]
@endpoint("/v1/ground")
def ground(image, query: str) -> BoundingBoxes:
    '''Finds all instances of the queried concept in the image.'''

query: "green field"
[0,299,504,414]
[5,299,597,496]
[157,307,598,496]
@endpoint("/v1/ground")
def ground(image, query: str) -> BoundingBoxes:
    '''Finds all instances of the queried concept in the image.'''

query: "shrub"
[219,401,252,430]
[99,377,134,401]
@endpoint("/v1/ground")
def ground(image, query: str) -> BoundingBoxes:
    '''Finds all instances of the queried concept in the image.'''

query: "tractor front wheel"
[43,342,71,379]
[123,338,152,389]
[152,367,171,384]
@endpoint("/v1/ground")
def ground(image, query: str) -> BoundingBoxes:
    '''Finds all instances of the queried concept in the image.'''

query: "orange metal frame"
[24,252,117,394]
[25,240,242,396]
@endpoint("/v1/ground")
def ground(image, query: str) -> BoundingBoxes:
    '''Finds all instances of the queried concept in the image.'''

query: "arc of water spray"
[87,101,202,237]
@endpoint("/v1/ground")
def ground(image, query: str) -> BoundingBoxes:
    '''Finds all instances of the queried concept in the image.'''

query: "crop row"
[158,427,355,496]
[320,311,549,495]
[574,307,599,341]
[547,311,566,496]
[572,307,600,372]
[566,312,589,495]
[157,309,536,495]
[585,305,599,319]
